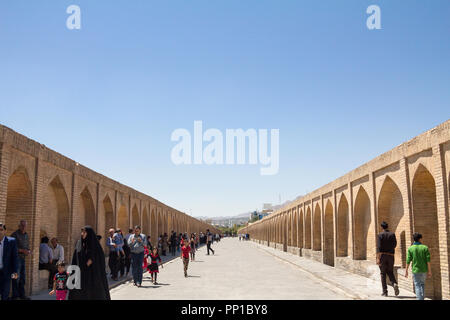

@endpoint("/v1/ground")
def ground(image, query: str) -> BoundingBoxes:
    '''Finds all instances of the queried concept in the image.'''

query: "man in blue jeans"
[11,220,31,300]
[405,232,432,300]
[128,226,146,287]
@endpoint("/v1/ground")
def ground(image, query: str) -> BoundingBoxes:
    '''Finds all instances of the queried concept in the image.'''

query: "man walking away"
[206,229,215,255]
[405,232,432,300]
[376,221,399,297]
[0,223,19,300]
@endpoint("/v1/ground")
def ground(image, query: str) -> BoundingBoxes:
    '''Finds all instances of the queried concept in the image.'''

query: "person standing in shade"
[128,226,146,287]
[0,223,19,300]
[181,239,191,277]
[376,221,399,297]
[206,229,215,255]
[10,220,31,300]
[68,225,110,300]
[405,232,432,300]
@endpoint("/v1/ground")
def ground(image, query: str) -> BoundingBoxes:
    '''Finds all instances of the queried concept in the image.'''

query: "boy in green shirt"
[405,232,432,300]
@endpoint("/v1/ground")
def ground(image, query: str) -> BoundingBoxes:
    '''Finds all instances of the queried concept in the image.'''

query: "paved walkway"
[110,238,353,299]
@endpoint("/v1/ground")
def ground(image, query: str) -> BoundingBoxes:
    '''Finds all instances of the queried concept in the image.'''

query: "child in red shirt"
[181,239,191,277]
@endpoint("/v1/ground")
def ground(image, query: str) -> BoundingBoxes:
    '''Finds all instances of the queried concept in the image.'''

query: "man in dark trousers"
[0,223,19,300]
[11,220,31,300]
[377,221,399,297]
[206,229,215,255]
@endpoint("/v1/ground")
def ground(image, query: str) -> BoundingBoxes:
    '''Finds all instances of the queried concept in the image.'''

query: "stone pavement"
[250,240,418,300]
[110,238,350,300]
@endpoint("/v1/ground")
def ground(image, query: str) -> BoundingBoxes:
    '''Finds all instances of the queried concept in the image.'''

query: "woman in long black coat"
[68,225,111,300]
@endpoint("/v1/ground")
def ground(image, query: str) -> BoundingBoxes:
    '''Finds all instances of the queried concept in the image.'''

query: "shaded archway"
[305,207,312,249]
[103,195,114,249]
[412,165,441,299]
[298,209,304,248]
[378,176,406,266]
[354,186,371,260]
[43,176,70,262]
[143,207,150,236]
[313,204,321,251]
[337,194,349,257]
[324,200,334,266]
[80,187,96,231]
[6,167,33,293]
[118,205,128,232]
[150,209,157,240]
[132,204,140,228]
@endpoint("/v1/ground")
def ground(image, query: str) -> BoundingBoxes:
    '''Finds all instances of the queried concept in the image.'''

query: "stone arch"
[43,176,70,262]
[157,209,164,236]
[298,209,304,248]
[102,194,114,249]
[412,164,441,299]
[6,166,33,293]
[337,194,349,257]
[142,207,150,236]
[79,187,96,233]
[117,205,128,232]
[132,204,140,228]
[305,207,312,249]
[313,203,321,251]
[377,176,406,266]
[354,186,371,260]
[150,209,157,240]
[324,200,334,266]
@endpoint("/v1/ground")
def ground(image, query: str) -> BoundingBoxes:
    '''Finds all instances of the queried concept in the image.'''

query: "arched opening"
[80,187,96,231]
[132,204,140,228]
[324,200,334,266]
[377,176,406,267]
[298,209,304,248]
[151,209,157,240]
[142,207,150,236]
[118,205,128,232]
[354,186,371,260]
[313,204,321,251]
[43,176,70,262]
[157,210,164,237]
[305,207,312,249]
[337,194,349,257]
[412,165,441,299]
[103,195,114,250]
[6,167,33,294]
[287,213,292,246]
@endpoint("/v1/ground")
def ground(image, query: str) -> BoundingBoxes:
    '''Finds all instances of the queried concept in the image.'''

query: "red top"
[181,245,191,258]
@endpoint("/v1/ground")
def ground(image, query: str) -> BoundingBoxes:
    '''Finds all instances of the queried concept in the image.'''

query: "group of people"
[0,218,220,300]
[377,221,432,300]
[238,233,250,241]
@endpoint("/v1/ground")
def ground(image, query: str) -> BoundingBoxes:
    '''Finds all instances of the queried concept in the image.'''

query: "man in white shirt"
[50,238,65,263]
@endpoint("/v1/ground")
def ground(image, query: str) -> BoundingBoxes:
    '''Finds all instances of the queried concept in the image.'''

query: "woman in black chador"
[68,225,111,300]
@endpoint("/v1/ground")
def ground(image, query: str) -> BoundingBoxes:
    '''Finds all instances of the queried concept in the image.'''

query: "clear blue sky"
[1,0,449,217]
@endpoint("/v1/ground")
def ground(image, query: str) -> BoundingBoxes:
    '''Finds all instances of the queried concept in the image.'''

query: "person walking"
[181,239,191,277]
[148,247,163,284]
[117,229,130,277]
[128,226,147,287]
[49,261,69,301]
[376,221,399,297]
[10,220,31,300]
[0,223,19,300]
[106,228,119,281]
[206,229,215,255]
[405,232,432,300]
[68,225,110,300]
[190,234,196,261]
